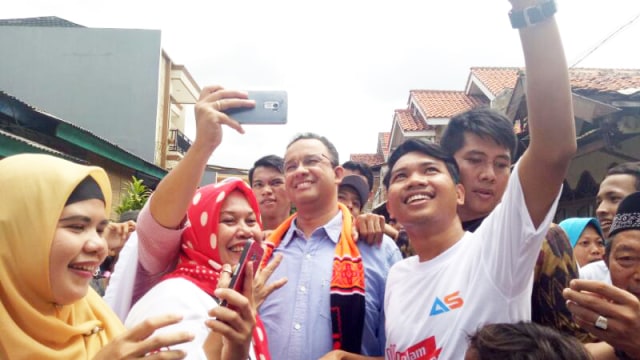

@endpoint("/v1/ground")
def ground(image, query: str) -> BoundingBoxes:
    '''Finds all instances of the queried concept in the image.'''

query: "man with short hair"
[259,133,402,359]
[248,154,291,230]
[439,107,586,339]
[382,0,576,357]
[580,161,640,282]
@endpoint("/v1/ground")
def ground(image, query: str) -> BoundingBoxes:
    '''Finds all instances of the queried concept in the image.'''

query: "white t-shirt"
[384,163,559,359]
[125,277,257,360]
[579,260,612,284]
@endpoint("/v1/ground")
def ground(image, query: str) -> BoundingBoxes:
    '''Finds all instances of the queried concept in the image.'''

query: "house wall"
[0,26,162,164]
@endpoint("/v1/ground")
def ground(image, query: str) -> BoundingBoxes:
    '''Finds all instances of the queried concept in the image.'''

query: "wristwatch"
[509,0,557,29]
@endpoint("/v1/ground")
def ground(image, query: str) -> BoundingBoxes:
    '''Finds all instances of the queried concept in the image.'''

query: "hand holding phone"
[219,239,264,307]
[223,91,287,124]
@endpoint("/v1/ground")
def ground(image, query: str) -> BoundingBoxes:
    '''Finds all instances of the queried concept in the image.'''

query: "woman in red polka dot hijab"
[129,178,271,359]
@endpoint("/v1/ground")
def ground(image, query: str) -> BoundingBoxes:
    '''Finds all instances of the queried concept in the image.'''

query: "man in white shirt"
[381,0,576,357]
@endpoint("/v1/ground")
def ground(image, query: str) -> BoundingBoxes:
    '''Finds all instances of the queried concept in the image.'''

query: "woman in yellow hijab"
[0,153,193,359]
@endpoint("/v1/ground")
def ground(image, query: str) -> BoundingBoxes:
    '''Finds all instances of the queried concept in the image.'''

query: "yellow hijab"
[0,154,125,359]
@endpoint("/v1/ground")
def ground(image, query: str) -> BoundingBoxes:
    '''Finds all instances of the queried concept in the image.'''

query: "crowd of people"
[2,0,640,359]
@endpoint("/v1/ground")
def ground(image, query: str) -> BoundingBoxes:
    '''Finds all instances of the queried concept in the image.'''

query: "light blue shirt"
[260,210,402,359]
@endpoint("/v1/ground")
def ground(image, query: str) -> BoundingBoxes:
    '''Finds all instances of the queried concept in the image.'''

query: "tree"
[115,176,151,215]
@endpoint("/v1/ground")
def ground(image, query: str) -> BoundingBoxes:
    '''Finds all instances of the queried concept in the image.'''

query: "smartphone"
[219,239,264,307]
[224,91,288,124]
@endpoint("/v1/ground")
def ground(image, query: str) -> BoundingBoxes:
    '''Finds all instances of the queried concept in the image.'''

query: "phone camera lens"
[272,102,279,109]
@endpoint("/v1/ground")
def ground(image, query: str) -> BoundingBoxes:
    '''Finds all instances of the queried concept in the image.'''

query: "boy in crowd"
[439,108,585,340]
[248,154,291,230]
[338,174,370,217]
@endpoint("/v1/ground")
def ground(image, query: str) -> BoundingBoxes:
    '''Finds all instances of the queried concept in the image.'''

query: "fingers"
[199,85,224,101]
[354,214,385,246]
[569,279,637,305]
[208,289,255,345]
[115,314,193,358]
[217,264,233,290]
[241,261,255,303]
[124,314,185,341]
[137,331,194,358]
[143,349,187,360]
[256,253,282,282]
[253,254,287,309]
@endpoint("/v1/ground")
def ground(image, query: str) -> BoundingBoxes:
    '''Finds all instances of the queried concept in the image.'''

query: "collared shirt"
[260,210,402,359]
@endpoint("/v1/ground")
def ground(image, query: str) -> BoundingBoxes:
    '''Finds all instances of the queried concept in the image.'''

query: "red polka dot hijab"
[162,178,270,359]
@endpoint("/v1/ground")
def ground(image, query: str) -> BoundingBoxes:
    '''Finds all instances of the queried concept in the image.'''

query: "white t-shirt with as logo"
[384,164,559,359]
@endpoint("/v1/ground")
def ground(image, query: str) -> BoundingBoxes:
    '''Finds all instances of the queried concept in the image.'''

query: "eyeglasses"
[283,153,333,174]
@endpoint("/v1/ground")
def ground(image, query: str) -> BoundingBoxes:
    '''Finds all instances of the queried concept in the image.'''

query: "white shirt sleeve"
[476,161,562,297]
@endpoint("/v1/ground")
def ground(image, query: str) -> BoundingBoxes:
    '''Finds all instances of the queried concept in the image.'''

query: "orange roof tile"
[410,90,487,119]
[470,67,521,96]
[350,153,385,167]
[378,132,390,158]
[568,68,640,93]
[394,108,428,131]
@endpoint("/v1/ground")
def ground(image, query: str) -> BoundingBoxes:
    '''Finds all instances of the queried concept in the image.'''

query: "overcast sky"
[5,0,640,169]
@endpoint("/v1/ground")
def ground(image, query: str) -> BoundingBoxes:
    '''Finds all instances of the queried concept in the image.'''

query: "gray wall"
[0,26,161,163]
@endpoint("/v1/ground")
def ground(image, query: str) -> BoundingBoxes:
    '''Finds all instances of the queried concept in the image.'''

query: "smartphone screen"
[219,239,264,307]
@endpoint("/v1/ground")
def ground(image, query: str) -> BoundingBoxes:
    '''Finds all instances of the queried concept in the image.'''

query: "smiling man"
[248,154,291,231]
[381,0,577,356]
[258,133,402,359]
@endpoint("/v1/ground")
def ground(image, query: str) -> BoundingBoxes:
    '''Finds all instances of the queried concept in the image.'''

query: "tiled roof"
[411,90,487,119]
[470,67,521,96]
[378,132,390,158]
[0,16,84,27]
[569,68,640,93]
[350,153,385,167]
[395,109,428,131]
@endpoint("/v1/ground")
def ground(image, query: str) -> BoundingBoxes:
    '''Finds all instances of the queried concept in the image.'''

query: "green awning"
[56,123,167,180]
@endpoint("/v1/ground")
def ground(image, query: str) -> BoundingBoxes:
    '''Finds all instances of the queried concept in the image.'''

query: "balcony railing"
[168,128,192,155]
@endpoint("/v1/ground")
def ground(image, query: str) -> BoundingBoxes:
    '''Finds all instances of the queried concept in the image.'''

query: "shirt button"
[300,285,306,293]
[294,323,301,330]
[305,253,312,260]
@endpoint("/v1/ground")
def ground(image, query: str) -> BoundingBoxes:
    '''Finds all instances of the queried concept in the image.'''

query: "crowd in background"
[2,0,640,359]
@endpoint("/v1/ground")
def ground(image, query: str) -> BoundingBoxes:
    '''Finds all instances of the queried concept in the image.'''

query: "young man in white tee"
[381,0,576,357]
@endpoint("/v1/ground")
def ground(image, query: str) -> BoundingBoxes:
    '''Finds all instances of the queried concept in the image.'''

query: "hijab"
[558,217,605,248]
[162,178,271,359]
[0,154,125,359]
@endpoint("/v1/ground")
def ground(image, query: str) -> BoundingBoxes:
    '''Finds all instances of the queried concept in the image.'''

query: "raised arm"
[513,0,577,227]
[150,86,254,228]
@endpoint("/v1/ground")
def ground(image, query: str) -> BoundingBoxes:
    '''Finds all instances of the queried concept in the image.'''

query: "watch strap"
[509,0,557,29]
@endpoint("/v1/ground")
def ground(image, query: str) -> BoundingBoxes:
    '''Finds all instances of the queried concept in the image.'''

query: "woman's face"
[216,191,262,266]
[50,199,109,305]
[574,225,605,267]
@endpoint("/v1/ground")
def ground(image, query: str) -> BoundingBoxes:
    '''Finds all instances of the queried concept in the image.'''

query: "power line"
[570,10,640,68]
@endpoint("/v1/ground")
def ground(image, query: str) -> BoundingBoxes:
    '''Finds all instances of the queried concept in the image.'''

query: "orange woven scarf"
[260,203,365,352]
